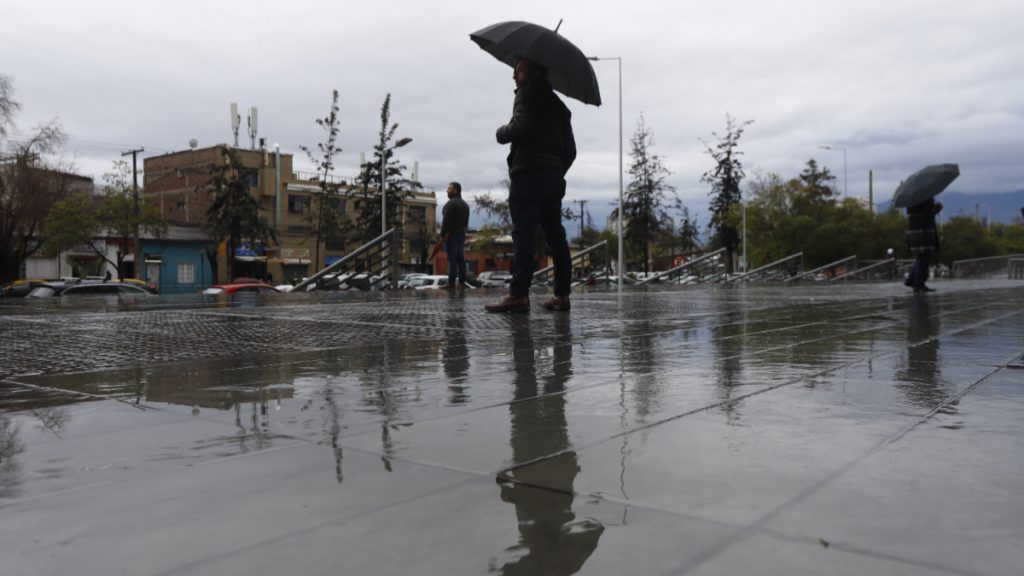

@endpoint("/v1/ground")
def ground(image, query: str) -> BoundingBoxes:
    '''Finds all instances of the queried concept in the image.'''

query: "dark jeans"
[445,233,467,285]
[508,169,571,297]
[909,252,931,288]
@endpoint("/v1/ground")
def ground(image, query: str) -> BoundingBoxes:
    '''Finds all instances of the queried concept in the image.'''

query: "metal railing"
[831,258,902,282]
[636,248,726,285]
[725,252,803,283]
[292,228,400,292]
[532,240,610,285]
[1010,259,1024,280]
[951,254,1024,279]
[787,255,857,282]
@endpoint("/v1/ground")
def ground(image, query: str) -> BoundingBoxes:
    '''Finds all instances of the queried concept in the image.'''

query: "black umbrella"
[470,20,601,106]
[892,164,960,208]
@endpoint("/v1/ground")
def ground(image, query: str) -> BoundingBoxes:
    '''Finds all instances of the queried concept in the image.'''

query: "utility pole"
[122,147,144,280]
[574,199,588,250]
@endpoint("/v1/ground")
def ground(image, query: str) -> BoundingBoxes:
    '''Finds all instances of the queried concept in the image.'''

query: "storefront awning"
[234,255,267,263]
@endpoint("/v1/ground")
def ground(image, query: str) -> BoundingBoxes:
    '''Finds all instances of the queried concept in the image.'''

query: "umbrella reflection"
[497,315,603,575]
[896,298,953,411]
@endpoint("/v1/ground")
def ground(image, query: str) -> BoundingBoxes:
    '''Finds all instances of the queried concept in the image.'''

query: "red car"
[201,282,280,295]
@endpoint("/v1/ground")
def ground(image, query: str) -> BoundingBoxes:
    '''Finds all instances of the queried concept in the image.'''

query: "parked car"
[1,279,48,298]
[478,271,512,288]
[27,281,157,298]
[398,273,428,290]
[408,275,450,290]
[201,282,280,295]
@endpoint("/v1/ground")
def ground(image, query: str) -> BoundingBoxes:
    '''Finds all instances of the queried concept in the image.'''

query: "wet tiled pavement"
[1,280,1022,575]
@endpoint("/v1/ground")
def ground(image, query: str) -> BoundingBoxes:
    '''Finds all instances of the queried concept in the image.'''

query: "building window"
[288,195,311,214]
[408,206,426,223]
[325,237,346,251]
[177,262,195,284]
[328,197,346,216]
[242,170,259,189]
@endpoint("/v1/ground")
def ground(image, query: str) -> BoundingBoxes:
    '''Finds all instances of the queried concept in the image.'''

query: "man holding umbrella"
[470,20,600,313]
[484,57,576,313]
[892,163,958,294]
[905,197,943,293]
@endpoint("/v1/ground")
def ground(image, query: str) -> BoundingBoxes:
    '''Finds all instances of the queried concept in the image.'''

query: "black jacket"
[906,198,942,253]
[496,78,576,178]
[440,197,470,238]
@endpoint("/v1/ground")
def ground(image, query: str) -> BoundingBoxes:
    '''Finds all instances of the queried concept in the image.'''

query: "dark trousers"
[909,252,931,288]
[508,169,571,297]
[445,233,467,285]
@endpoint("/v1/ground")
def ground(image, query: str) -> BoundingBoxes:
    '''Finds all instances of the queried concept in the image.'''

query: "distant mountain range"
[878,190,1024,224]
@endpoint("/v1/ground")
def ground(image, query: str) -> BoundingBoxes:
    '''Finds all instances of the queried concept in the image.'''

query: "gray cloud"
[3,0,1021,229]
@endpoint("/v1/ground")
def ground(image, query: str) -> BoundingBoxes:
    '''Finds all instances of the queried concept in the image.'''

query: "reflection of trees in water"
[710,316,746,424]
[896,298,951,412]
[442,313,470,404]
[32,407,72,437]
[496,316,603,575]
[0,415,26,498]
[623,326,663,420]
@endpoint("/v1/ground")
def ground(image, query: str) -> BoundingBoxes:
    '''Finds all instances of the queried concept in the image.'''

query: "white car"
[409,275,450,290]
[478,271,512,288]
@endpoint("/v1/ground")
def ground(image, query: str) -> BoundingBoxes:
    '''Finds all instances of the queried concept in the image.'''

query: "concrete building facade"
[143,145,436,284]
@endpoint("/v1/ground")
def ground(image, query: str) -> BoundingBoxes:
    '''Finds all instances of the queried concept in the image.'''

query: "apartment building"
[143,145,436,284]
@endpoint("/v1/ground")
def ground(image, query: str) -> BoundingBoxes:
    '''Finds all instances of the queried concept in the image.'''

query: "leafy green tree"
[0,75,72,282]
[938,216,1001,265]
[41,161,166,277]
[702,114,753,273]
[204,146,275,280]
[623,115,675,273]
[300,89,346,269]
[99,160,166,277]
[472,190,512,233]
[354,94,418,244]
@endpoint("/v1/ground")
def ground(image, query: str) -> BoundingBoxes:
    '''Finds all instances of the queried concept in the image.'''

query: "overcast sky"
[3,0,1022,228]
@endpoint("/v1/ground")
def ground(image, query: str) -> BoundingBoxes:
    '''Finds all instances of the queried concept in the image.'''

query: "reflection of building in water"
[896,298,952,411]
[143,356,295,410]
[498,316,603,575]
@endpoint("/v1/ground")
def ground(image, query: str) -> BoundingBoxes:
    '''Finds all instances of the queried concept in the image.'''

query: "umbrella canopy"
[892,164,960,208]
[470,21,601,106]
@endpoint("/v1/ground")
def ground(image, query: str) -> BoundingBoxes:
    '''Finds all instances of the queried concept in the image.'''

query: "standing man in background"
[440,181,470,288]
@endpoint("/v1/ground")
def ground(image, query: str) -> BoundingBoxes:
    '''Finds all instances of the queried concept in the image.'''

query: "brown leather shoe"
[485,294,530,313]
[539,295,570,311]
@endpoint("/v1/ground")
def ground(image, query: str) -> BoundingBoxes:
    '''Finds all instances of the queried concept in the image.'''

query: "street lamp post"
[819,145,847,197]
[380,137,412,288]
[588,56,623,290]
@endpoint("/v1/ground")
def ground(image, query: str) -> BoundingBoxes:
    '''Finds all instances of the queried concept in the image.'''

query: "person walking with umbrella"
[470,21,600,313]
[905,198,943,293]
[892,164,958,294]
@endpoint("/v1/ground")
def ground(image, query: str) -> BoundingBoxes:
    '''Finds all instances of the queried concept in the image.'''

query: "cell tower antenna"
[248,107,258,150]
[230,103,240,147]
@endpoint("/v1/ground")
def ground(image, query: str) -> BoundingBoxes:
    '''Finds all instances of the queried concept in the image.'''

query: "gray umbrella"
[892,164,960,208]
[470,20,601,106]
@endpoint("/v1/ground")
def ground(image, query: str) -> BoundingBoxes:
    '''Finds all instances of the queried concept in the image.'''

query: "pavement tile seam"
[744,528,987,576]
[317,301,1018,453]
[142,475,490,576]
[660,358,1018,576]
[494,306,1022,496]
[0,440,311,510]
